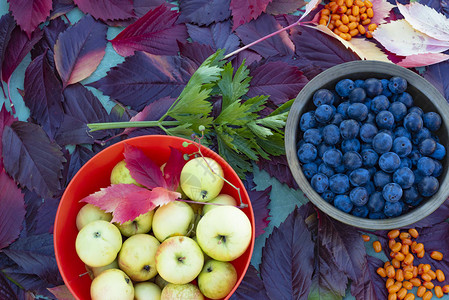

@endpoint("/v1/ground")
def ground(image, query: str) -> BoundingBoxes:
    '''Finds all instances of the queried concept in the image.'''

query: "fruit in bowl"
[54,135,255,300]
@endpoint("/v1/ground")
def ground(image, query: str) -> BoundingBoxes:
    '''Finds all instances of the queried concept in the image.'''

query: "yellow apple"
[76,204,112,231]
[134,282,161,300]
[114,210,154,237]
[152,201,194,242]
[86,258,119,279]
[202,194,237,215]
[110,160,141,186]
[90,269,134,300]
[198,260,237,299]
[161,283,204,300]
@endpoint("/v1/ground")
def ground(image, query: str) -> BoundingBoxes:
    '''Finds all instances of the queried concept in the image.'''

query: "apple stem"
[78,271,90,278]
[176,198,247,209]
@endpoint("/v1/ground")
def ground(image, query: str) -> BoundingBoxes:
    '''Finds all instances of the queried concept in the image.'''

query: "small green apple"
[198,260,237,299]
[134,282,161,300]
[75,220,122,267]
[152,201,194,242]
[76,203,112,231]
[110,160,141,186]
[202,194,237,215]
[90,268,134,300]
[118,234,160,282]
[161,283,204,300]
[114,210,154,237]
[196,206,252,261]
[86,258,119,279]
[180,157,224,202]
[155,236,204,284]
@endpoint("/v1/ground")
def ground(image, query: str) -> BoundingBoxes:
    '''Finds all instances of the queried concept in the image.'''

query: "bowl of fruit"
[54,135,255,299]
[285,60,449,230]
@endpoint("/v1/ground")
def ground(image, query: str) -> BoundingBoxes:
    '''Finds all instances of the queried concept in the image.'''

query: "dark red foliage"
[73,0,134,21]
[186,21,240,54]
[178,0,231,25]
[8,0,52,39]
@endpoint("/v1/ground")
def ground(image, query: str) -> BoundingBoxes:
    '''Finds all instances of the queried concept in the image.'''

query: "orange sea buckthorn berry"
[337,0,344,5]
[352,5,360,15]
[435,286,444,298]
[331,13,340,20]
[388,293,397,300]
[366,30,373,38]
[395,252,405,261]
[388,283,401,293]
[408,228,419,239]
[341,14,350,24]
[349,28,359,36]
[442,284,449,293]
[402,238,412,246]
[328,23,335,30]
[421,273,432,282]
[409,278,421,286]
[397,288,407,299]
[386,278,395,288]
[361,234,370,242]
[386,265,396,278]
[348,21,357,29]
[360,13,368,21]
[319,18,328,25]
[335,19,343,26]
[339,24,349,32]
[404,293,414,300]
[373,241,382,253]
[418,264,425,274]
[412,243,424,253]
[377,267,387,277]
[417,286,427,297]
[367,7,374,18]
[422,281,434,290]
[365,0,373,8]
[403,265,413,273]
[400,232,411,240]
[422,291,433,300]
[337,5,348,13]
[334,28,342,35]
[358,24,366,34]
[344,33,352,40]
[412,266,419,278]
[392,258,401,269]
[321,8,331,15]
[417,249,425,258]
[403,271,413,281]
[346,8,352,15]
[348,15,357,22]
[403,253,414,265]
[360,6,367,14]
[368,23,378,31]
[402,281,413,290]
[427,269,436,280]
[431,251,444,260]
[384,261,391,269]
[331,5,339,13]
[436,269,445,282]
[321,14,330,21]
[345,0,353,6]
[422,264,431,273]
[388,230,400,239]
[401,244,409,255]
[361,18,371,25]
[396,269,404,282]
[392,242,402,252]
[355,0,364,6]
[339,32,348,40]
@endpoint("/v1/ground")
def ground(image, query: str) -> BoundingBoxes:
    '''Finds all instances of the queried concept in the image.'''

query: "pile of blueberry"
[297,76,446,219]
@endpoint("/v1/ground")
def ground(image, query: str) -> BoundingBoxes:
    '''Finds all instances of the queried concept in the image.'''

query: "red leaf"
[266,0,305,15]
[54,14,107,88]
[350,255,388,300]
[47,285,75,300]
[81,184,180,224]
[178,0,231,26]
[8,0,52,39]
[110,4,188,57]
[178,41,215,67]
[162,147,186,191]
[0,170,25,249]
[397,52,449,68]
[73,0,134,21]
[186,21,240,55]
[134,0,168,18]
[0,13,16,84]
[0,104,16,169]
[230,0,273,30]
[123,143,166,189]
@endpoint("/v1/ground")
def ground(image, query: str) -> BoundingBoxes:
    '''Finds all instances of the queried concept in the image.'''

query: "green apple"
[114,210,154,237]
[110,160,141,186]
[202,194,237,215]
[75,220,122,267]
[154,275,170,290]
[196,206,252,261]
[161,283,204,300]
[180,157,224,202]
[198,260,237,299]
[118,234,160,282]
[155,236,204,284]
[134,282,161,300]
[90,268,134,300]
[152,201,194,242]
[86,258,119,279]
[76,203,112,231]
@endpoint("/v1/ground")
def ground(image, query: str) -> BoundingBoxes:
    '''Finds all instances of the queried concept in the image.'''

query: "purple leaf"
[1,267,52,297]
[50,0,75,19]
[186,21,240,55]
[230,0,272,30]
[244,178,271,237]
[0,13,16,85]
[178,41,215,66]
[2,121,66,198]
[235,14,295,58]
[260,206,314,299]
[424,60,449,102]
[0,272,19,300]
[231,49,263,70]
[89,52,197,111]
[47,285,76,300]
[8,0,52,39]
[256,155,298,189]
[412,198,449,228]
[21,189,44,237]
[266,0,305,14]
[54,14,107,88]
[65,145,95,186]
[162,147,186,191]
[229,264,269,300]
[0,104,16,169]
[178,0,231,26]
[350,255,388,300]
[73,0,134,21]
[248,61,308,105]
[24,52,64,139]
[0,170,25,250]
[110,4,188,57]
[134,0,167,18]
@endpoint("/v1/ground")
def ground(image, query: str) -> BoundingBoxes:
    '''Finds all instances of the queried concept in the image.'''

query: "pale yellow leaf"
[398,53,449,68]
[371,0,396,24]
[299,0,321,21]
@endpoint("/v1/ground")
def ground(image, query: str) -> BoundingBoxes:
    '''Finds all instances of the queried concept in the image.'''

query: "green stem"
[87,120,181,132]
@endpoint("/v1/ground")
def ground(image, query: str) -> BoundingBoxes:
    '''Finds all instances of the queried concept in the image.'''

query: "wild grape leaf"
[21,189,44,237]
[24,52,64,140]
[256,155,298,189]
[2,121,66,198]
[235,14,295,58]
[54,14,107,88]
[33,198,59,235]
[0,104,16,169]
[178,41,215,67]
[229,264,270,300]
[134,0,167,17]
[162,147,186,191]
[424,60,449,101]
[178,0,231,26]
[350,255,387,300]
[248,61,308,105]
[420,0,449,17]
[186,21,240,55]
[1,267,51,297]
[65,145,95,186]
[73,0,134,21]
[47,285,76,300]
[50,0,76,19]
[231,49,263,71]
[81,184,181,223]
[260,206,314,299]
[110,4,188,57]
[0,171,25,250]
[266,0,305,14]
[397,52,449,68]
[8,0,52,39]
[230,0,273,30]
[0,14,15,84]
[89,52,197,111]
[410,198,449,228]
[244,176,271,237]
[0,272,19,300]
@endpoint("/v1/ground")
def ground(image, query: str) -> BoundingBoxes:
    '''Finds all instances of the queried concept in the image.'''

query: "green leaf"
[247,121,273,139]
[269,98,295,116]
[256,112,288,131]
[165,123,194,138]
[216,133,253,177]
[257,133,286,156]
[218,61,251,109]
[215,95,268,126]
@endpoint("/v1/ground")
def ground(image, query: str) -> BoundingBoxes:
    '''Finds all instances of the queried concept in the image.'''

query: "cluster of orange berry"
[318,0,378,41]
[364,229,448,299]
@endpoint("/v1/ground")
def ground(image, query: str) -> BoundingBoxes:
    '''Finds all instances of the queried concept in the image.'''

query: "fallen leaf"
[0,104,16,169]
[229,264,270,300]
[0,272,19,300]
[350,255,387,300]
[424,60,449,101]
[0,13,16,84]
[73,0,134,21]
[186,21,240,55]
[397,52,449,68]
[266,0,305,15]
[256,155,298,189]
[230,0,273,30]
[50,0,76,20]
[178,41,215,67]
[133,0,167,18]
[244,175,272,237]
[65,145,95,186]
[162,147,186,191]
[178,0,231,26]
[370,0,396,25]
[8,0,52,39]
[47,285,75,300]
[299,0,321,21]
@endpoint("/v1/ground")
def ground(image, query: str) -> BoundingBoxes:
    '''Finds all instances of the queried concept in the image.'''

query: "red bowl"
[54,135,255,300]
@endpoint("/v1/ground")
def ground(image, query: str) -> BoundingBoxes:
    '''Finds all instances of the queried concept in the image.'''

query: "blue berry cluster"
[297,76,446,219]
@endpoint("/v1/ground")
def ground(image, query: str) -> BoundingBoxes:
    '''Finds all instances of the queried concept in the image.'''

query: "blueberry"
[417,176,439,197]
[311,173,329,193]
[430,143,446,160]
[343,151,363,170]
[370,95,390,114]
[322,124,341,145]
[341,139,361,153]
[337,101,351,117]
[340,119,360,140]
[388,102,407,122]
[347,103,369,121]
[367,191,385,212]
[355,79,364,88]
[336,78,355,97]
[376,110,395,129]
[417,157,435,176]
[419,138,436,155]
[388,76,407,94]
[303,128,322,146]
[360,123,378,143]
[393,167,415,189]
[300,111,317,131]
[315,104,335,123]
[384,201,403,217]
[350,187,369,206]
[382,183,403,203]
[393,92,413,108]
[365,112,376,124]
[403,112,423,132]
[400,157,412,169]
[361,143,373,150]
[363,78,383,97]
[403,186,420,205]
[329,174,350,194]
[394,126,412,139]
[409,149,422,166]
[379,152,401,173]
[330,113,344,126]
[361,149,378,167]
[413,169,424,184]
[373,171,392,188]
[412,128,431,145]
[409,106,424,117]
[379,129,395,139]
[423,112,442,132]
[302,163,318,179]
[369,212,386,219]
[364,180,376,194]
[372,132,393,154]
[321,190,335,203]
[352,205,369,218]
[322,148,343,168]
[433,160,443,177]
[392,136,412,157]
[318,163,335,178]
[317,143,334,158]
[349,168,371,186]
[297,143,317,163]
[334,195,353,213]
[348,87,366,103]
[381,79,393,97]
[313,89,335,107]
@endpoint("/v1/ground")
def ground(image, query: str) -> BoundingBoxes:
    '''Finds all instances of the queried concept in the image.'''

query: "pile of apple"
[74,156,252,300]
